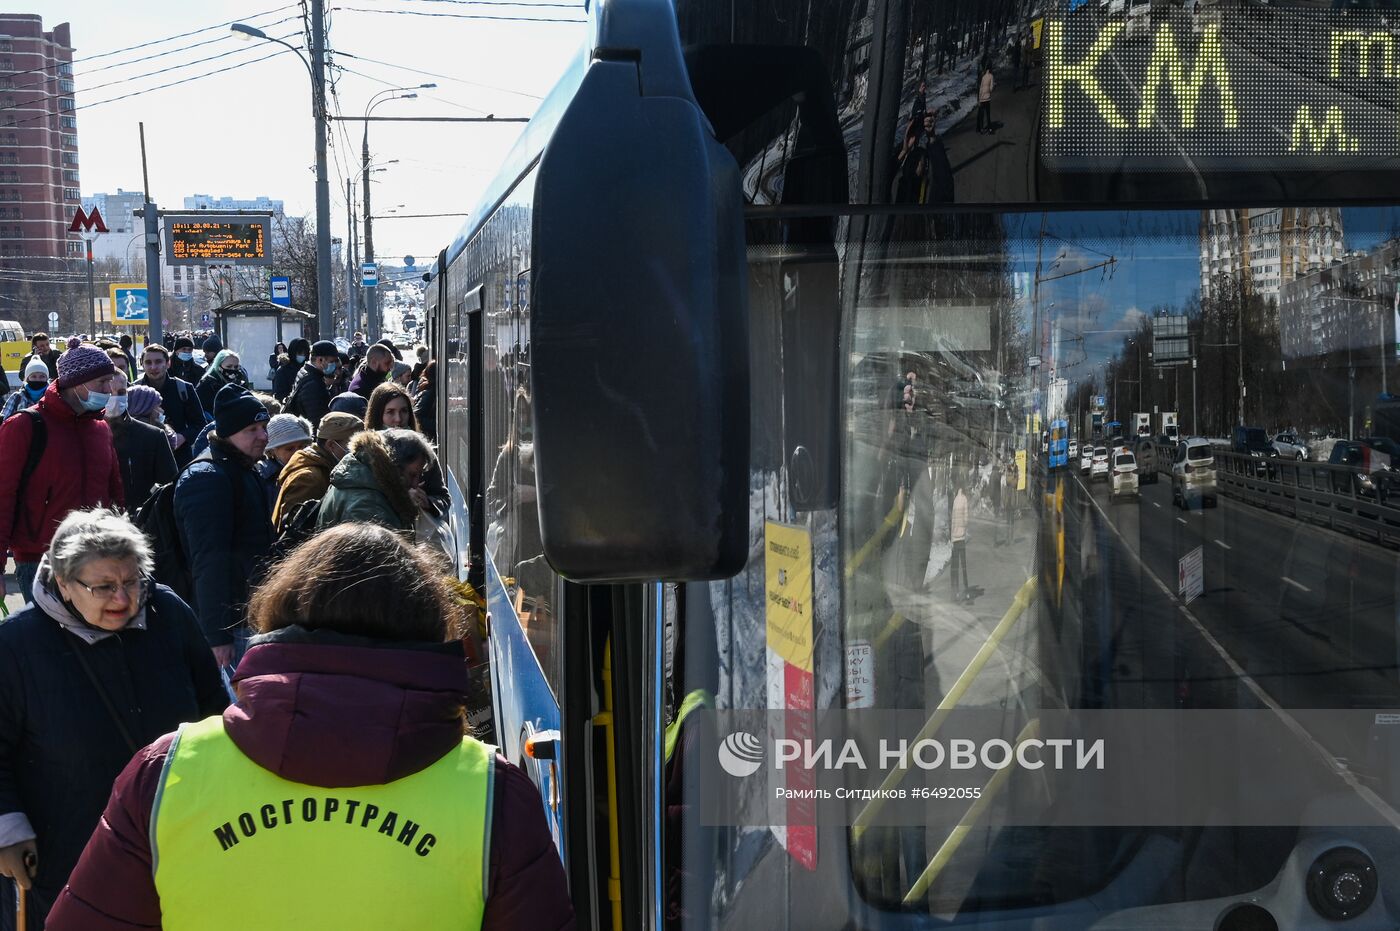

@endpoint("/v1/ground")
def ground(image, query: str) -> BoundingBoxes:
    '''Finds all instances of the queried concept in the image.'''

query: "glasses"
[70,576,147,602]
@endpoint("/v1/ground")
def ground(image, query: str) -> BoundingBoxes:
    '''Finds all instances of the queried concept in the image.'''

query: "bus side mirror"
[530,43,749,581]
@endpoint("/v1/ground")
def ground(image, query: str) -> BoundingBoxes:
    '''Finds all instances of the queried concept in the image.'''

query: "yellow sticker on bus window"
[1016,449,1028,492]
[765,521,814,674]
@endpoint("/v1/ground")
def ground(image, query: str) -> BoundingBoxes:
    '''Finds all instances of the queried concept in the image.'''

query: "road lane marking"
[1080,481,1400,831]
[1283,576,1311,593]
[1215,539,1231,550]
[1153,502,1161,509]
[1177,517,1188,526]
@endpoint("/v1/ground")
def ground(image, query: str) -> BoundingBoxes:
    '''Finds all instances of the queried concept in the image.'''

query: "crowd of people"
[0,328,575,929]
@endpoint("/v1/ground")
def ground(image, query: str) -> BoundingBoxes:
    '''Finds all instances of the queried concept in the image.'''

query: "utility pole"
[361,131,375,339]
[85,238,95,338]
[310,0,334,339]
[139,122,163,344]
[346,179,357,334]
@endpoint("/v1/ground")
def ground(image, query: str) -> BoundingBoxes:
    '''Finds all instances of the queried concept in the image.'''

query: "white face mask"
[104,395,128,418]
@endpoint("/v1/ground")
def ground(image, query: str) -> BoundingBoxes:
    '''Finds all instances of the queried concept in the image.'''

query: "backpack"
[13,409,46,505]
[269,495,323,564]
[133,457,242,602]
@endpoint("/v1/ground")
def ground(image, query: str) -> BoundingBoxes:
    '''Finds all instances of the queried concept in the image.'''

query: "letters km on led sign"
[1040,10,1400,169]
[164,214,271,267]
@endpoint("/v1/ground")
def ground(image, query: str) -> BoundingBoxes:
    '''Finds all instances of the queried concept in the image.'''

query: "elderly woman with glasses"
[0,508,226,929]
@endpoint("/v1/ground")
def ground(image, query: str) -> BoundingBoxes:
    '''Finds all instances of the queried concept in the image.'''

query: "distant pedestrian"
[117,334,138,380]
[283,340,339,429]
[273,337,308,402]
[104,370,177,515]
[196,349,249,416]
[258,414,313,510]
[1,358,50,419]
[0,345,123,599]
[415,360,439,442]
[977,63,995,134]
[168,336,203,384]
[329,390,369,420]
[49,523,575,930]
[200,334,223,369]
[950,484,970,598]
[267,342,287,383]
[348,343,395,400]
[124,384,178,452]
[134,344,206,468]
[173,385,273,667]
[18,333,60,382]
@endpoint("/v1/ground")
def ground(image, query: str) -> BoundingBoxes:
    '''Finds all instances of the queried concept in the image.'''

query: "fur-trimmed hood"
[327,429,419,527]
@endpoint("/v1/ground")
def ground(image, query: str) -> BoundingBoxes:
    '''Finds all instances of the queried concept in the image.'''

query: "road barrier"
[1209,450,1400,547]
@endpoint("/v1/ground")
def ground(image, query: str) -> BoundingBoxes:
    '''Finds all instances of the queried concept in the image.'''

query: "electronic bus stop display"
[164,214,271,266]
[1041,8,1400,170]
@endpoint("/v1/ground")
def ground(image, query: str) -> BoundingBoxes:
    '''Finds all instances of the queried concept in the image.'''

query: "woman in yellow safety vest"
[48,522,576,930]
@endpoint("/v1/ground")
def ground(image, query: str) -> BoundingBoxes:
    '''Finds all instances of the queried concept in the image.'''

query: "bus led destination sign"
[1041,10,1400,169]
[164,214,271,266]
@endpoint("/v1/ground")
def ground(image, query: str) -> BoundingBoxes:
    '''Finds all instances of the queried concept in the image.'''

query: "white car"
[1068,440,1080,461]
[1172,438,1219,508]
[1080,449,1094,474]
[1091,446,1110,481]
[1111,451,1140,501]
[1272,432,1308,460]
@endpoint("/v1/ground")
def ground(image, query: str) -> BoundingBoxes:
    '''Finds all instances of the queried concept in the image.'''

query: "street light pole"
[362,85,432,339]
[231,12,334,338]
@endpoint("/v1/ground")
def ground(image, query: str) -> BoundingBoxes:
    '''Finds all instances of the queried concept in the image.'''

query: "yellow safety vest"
[664,689,714,763]
[152,715,492,930]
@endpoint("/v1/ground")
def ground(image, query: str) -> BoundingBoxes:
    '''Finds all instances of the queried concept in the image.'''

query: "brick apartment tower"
[0,15,79,329]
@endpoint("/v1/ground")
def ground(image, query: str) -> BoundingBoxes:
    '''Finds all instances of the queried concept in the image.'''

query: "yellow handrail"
[903,719,1042,903]
[852,576,1037,840]
[595,640,623,931]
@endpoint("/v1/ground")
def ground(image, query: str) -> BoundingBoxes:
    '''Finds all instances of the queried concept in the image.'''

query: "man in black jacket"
[273,337,309,402]
[134,344,206,467]
[168,336,204,384]
[18,332,62,381]
[284,340,338,429]
[104,371,177,512]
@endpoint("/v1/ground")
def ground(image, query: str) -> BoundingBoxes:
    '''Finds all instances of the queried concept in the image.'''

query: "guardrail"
[1209,450,1400,547]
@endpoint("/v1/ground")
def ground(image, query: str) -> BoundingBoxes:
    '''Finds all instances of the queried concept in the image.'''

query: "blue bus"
[1049,419,1069,469]
[420,0,1400,926]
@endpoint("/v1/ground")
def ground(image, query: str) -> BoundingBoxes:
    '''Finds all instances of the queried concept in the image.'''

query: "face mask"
[176,351,193,362]
[81,390,110,413]
[222,368,240,381]
[295,355,306,364]
[24,382,45,399]
[105,395,128,417]
[157,411,167,425]
[323,362,337,375]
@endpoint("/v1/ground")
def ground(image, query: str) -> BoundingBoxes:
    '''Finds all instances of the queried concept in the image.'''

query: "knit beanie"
[311,340,338,359]
[213,384,269,438]
[316,411,362,444]
[203,334,223,354]
[328,391,368,419]
[56,344,117,389]
[66,336,80,351]
[23,357,48,382]
[174,336,195,352]
[265,413,313,451]
[126,385,162,418]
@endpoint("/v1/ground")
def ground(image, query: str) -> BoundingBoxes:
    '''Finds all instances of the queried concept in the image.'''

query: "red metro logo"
[68,206,108,234]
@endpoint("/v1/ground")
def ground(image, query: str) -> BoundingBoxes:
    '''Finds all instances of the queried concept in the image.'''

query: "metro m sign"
[69,206,108,234]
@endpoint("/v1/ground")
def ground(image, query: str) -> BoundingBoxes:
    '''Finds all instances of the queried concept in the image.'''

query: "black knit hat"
[174,336,195,351]
[311,340,338,358]
[213,384,269,438]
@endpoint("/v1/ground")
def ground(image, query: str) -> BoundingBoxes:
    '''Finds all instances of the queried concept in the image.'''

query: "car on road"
[1173,438,1218,508]
[1111,451,1140,501]
[1327,440,1395,502]
[1271,432,1308,460]
[1091,446,1110,481]
[1080,446,1094,474]
[1133,437,1160,484]
[1068,439,1080,461]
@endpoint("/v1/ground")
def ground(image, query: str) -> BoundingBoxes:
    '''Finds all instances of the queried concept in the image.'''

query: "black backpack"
[269,495,323,564]
[133,458,242,602]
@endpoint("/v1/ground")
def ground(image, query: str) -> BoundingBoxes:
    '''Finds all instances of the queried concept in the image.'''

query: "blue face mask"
[176,351,193,362]
[323,362,337,375]
[81,390,110,413]
[295,355,306,364]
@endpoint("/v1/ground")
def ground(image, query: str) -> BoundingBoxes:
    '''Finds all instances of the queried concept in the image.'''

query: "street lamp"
[363,84,433,338]
[231,20,335,339]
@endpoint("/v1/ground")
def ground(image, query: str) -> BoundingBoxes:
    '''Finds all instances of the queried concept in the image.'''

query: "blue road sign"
[110,285,149,325]
[270,276,291,307]
[361,262,378,288]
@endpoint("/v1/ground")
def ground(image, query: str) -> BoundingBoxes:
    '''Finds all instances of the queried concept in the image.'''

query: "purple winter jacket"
[47,629,576,930]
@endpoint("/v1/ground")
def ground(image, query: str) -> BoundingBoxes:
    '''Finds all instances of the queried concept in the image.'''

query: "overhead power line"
[383,0,583,6]
[332,50,543,100]
[333,6,587,23]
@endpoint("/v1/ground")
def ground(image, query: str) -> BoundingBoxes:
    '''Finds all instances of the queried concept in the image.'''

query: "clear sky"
[41,0,586,267]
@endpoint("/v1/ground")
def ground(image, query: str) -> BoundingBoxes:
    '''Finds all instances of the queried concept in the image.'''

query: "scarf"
[31,554,148,645]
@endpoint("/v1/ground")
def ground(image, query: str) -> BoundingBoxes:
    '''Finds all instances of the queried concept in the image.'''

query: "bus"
[424,1,1400,927]
[1048,418,1069,469]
